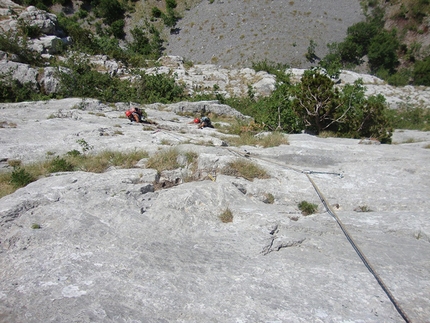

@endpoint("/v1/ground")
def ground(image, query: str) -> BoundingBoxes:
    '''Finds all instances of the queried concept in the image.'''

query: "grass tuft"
[298,200,318,215]
[221,159,269,181]
[146,148,181,172]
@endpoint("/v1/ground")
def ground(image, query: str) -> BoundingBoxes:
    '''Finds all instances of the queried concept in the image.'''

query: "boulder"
[28,35,63,54]
[18,6,58,35]
[0,60,38,89]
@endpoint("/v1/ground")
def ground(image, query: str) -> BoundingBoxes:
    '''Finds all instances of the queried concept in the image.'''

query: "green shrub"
[367,30,400,73]
[298,200,318,215]
[10,167,35,188]
[48,156,74,173]
[292,70,392,142]
[413,56,430,86]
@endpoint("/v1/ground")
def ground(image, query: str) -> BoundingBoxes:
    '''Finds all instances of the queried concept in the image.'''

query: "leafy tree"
[336,80,392,142]
[367,30,400,73]
[252,82,302,133]
[291,68,342,134]
[305,40,318,63]
[290,69,392,142]
[346,21,378,55]
[94,0,125,25]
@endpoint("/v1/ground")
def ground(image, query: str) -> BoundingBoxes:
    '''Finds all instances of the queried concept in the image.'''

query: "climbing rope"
[224,147,411,323]
[305,174,412,323]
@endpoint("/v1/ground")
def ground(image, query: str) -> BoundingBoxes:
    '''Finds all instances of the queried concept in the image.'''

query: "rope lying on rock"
[226,147,411,323]
[305,174,412,323]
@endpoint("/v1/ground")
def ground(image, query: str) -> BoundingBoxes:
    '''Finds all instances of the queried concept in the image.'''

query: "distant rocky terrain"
[0,98,430,322]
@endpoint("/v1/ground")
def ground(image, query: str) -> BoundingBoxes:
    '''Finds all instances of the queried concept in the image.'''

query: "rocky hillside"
[162,0,364,68]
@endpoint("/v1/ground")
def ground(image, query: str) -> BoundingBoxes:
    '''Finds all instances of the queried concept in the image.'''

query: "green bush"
[413,56,430,86]
[48,156,74,173]
[94,0,125,25]
[367,30,400,73]
[0,32,42,65]
[291,69,392,142]
[10,167,35,188]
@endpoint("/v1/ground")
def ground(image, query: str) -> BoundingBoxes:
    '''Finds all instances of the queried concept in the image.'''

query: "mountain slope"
[163,0,365,68]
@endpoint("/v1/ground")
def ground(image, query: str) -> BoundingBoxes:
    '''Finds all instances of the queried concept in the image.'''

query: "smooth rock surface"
[0,99,429,322]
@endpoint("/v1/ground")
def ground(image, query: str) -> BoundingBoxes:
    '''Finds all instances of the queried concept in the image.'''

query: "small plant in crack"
[354,205,372,212]
[219,207,233,223]
[298,200,318,215]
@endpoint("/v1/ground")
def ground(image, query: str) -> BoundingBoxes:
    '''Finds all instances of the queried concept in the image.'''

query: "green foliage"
[252,82,302,132]
[0,150,149,197]
[76,139,93,153]
[0,31,42,65]
[48,156,74,173]
[291,68,341,134]
[367,30,400,73]
[93,0,125,25]
[109,19,125,39]
[345,21,378,57]
[127,24,163,59]
[298,200,318,215]
[10,167,35,188]
[386,69,411,86]
[386,105,430,131]
[251,59,290,83]
[152,0,181,27]
[305,39,318,63]
[18,20,42,39]
[291,69,392,142]
[413,56,430,86]
[130,70,186,103]
[0,77,43,103]
[57,13,97,53]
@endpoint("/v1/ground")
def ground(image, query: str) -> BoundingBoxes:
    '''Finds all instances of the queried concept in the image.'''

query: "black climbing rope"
[305,174,412,323]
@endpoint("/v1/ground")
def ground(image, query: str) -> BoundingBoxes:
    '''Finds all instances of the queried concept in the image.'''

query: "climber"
[125,107,144,123]
[198,116,213,129]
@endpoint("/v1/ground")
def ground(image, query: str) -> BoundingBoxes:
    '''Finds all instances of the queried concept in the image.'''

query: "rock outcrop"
[0,98,429,322]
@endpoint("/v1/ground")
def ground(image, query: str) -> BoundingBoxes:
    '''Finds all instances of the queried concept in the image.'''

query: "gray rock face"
[17,6,58,35]
[0,99,429,323]
[0,60,39,88]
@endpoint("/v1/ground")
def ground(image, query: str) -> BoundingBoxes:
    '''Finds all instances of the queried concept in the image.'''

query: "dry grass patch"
[145,148,181,172]
[0,150,149,198]
[225,132,289,148]
[221,159,269,181]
